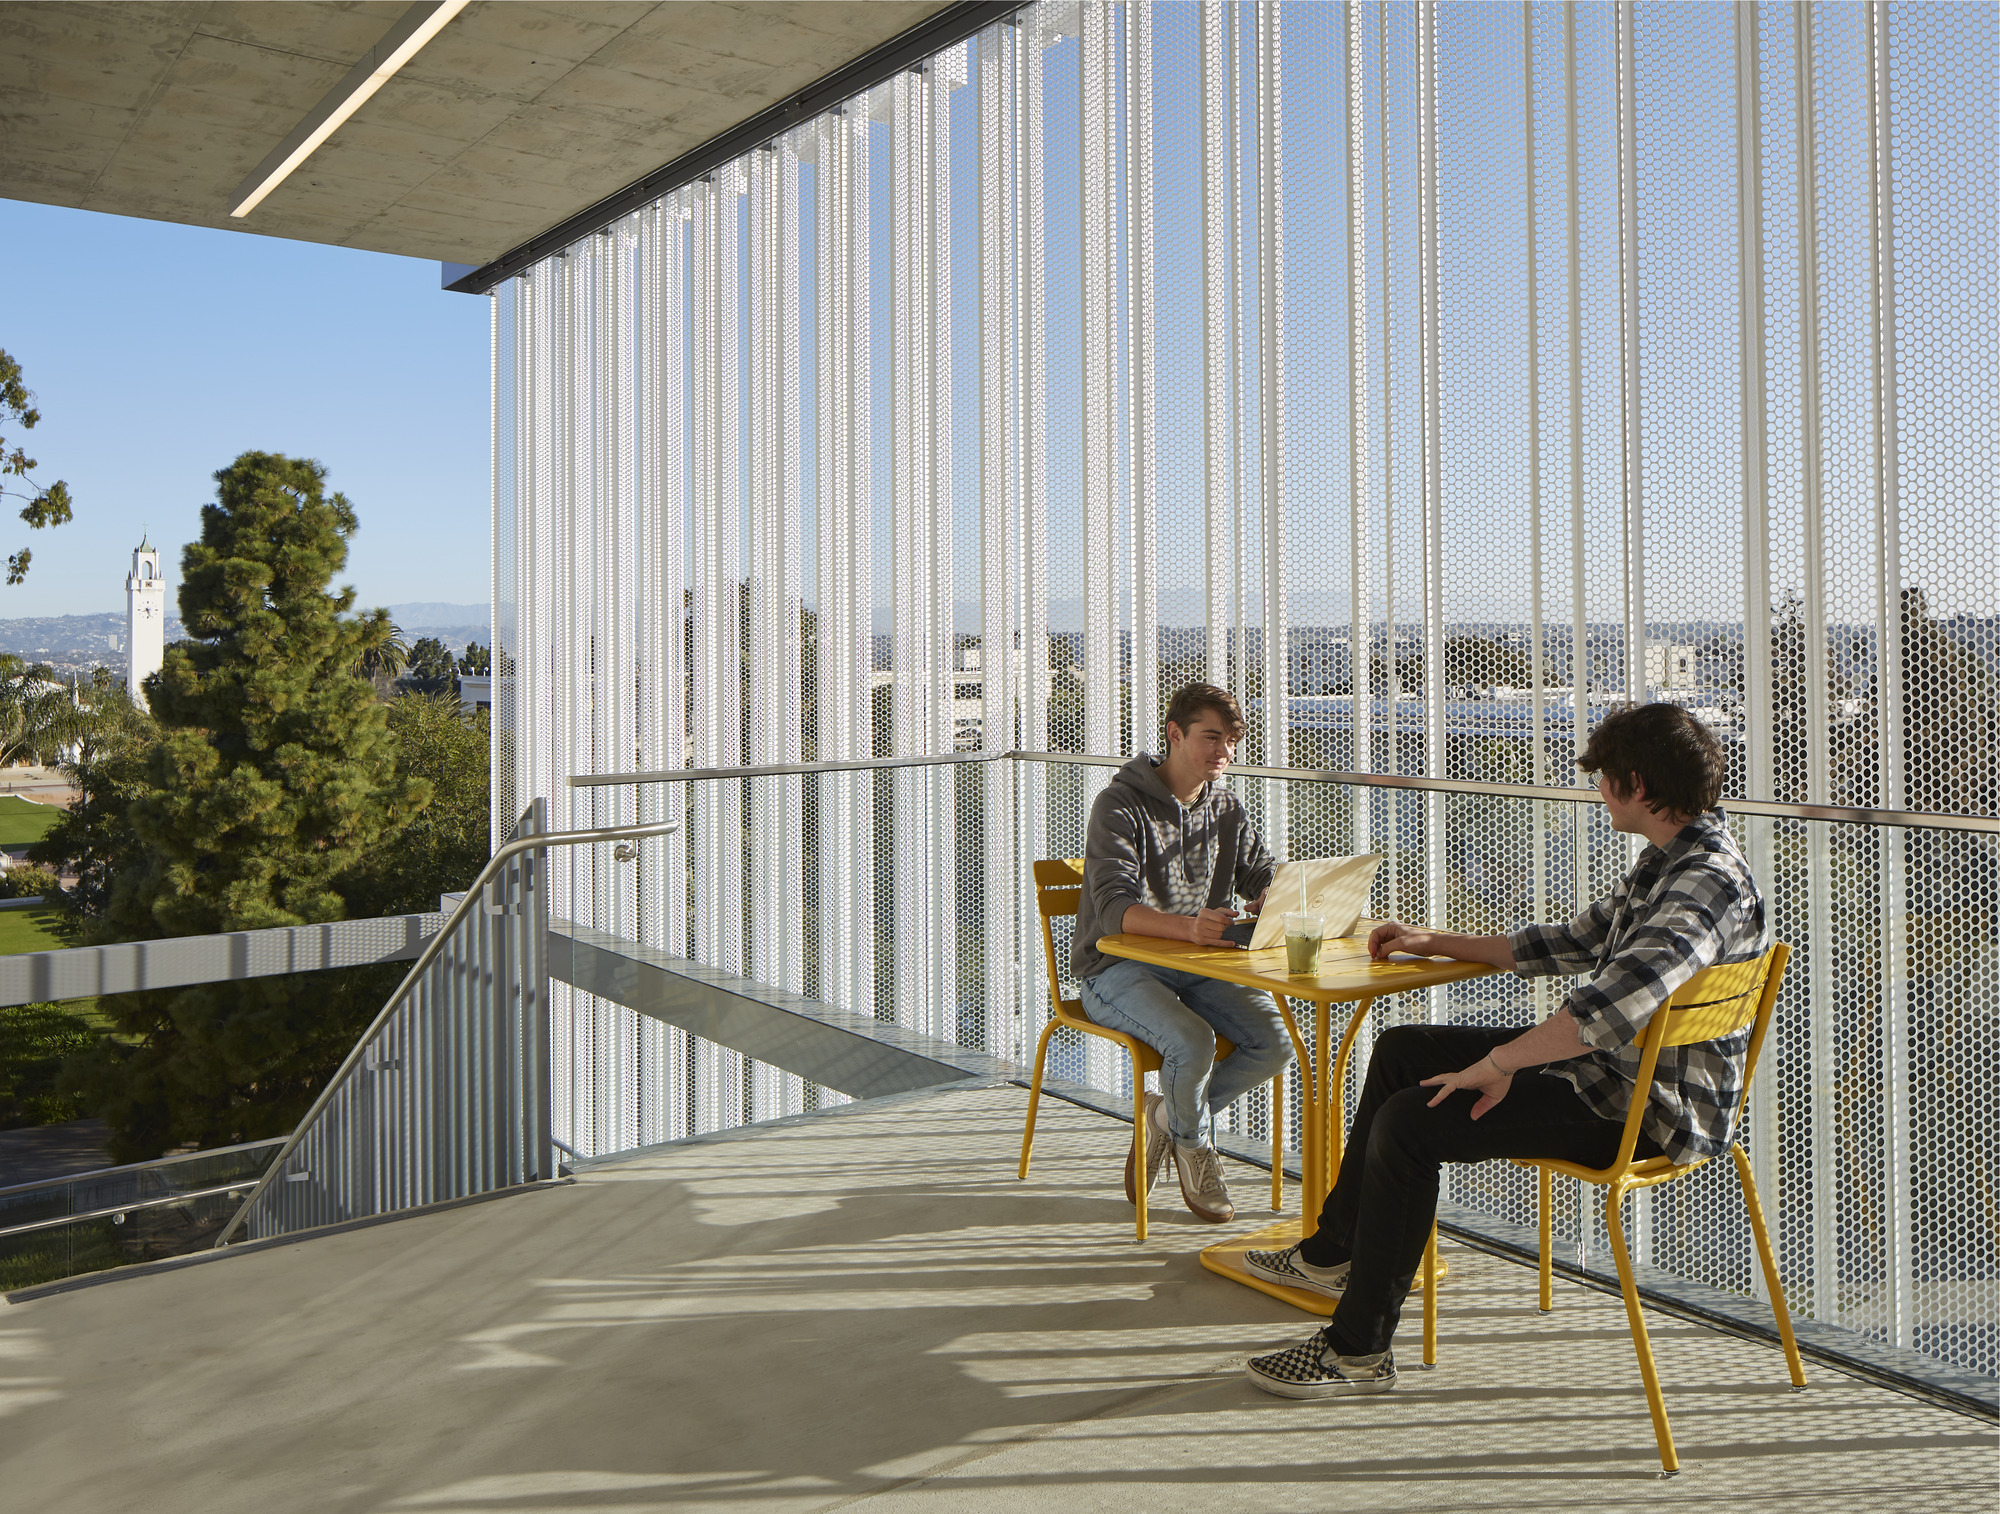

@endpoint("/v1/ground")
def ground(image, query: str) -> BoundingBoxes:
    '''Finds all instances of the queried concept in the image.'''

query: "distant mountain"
[385,603,489,631]
[0,602,491,676]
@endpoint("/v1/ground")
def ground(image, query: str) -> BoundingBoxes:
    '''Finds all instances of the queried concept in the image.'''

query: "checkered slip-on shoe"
[1124,1091,1173,1204]
[1245,1334,1397,1400]
[1241,1243,1351,1300]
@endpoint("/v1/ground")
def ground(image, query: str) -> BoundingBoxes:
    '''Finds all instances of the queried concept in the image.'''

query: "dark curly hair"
[1162,683,1245,746]
[1578,702,1726,820]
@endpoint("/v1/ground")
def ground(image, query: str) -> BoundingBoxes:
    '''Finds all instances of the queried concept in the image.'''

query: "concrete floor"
[1,1084,1991,1513]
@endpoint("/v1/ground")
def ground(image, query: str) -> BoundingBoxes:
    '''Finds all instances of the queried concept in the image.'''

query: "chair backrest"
[1644,949,1783,1050]
[1033,858,1087,1027]
[1614,941,1790,1172]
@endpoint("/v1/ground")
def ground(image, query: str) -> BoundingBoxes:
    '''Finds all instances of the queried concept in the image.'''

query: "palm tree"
[355,616,408,692]
[0,661,147,769]
[0,654,34,766]
[36,669,147,767]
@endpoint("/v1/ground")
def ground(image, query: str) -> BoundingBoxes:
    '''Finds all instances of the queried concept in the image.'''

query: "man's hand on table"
[1368,920,1518,970]
[1368,920,1443,959]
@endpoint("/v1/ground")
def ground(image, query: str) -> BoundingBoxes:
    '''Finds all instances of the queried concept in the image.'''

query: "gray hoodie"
[1073,754,1277,980]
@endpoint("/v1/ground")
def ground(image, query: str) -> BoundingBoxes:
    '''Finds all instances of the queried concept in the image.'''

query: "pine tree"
[67,452,431,1158]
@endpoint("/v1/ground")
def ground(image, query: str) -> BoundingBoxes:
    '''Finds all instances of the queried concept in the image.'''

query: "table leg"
[1277,1004,1312,1217]
[1199,992,1450,1312]
[1309,1001,1331,1226]
[1321,995,1375,1207]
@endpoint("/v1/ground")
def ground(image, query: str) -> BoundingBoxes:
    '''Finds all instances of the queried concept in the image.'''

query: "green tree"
[457,641,491,676]
[28,723,152,938]
[0,348,76,583]
[0,1002,98,1128]
[1830,587,1999,817]
[343,693,491,915]
[0,862,59,901]
[403,635,457,696]
[63,451,430,1159]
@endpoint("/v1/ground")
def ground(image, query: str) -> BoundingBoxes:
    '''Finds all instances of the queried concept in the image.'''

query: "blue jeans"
[1078,958,1293,1148]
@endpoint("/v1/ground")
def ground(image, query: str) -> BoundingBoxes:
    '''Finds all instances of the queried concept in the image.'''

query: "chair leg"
[1734,1146,1808,1390]
[1421,1223,1439,1369]
[1605,1185,1680,1476]
[1017,1020,1058,1181]
[1269,1067,1284,1214]
[1132,1065,1149,1244]
[1537,1167,1554,1313]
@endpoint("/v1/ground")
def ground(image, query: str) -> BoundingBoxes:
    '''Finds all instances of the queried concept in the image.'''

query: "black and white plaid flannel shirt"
[1506,809,1768,1166]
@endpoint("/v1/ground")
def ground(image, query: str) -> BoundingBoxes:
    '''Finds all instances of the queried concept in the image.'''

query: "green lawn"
[0,907,65,956]
[0,796,60,848]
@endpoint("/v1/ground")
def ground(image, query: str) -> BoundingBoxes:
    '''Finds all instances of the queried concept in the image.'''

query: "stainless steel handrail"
[212,816,682,1248]
[0,1136,285,1202]
[567,749,1000,786]
[567,748,2000,835]
[0,1180,265,1240]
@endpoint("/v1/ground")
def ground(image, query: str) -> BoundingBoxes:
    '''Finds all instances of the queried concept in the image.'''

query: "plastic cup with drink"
[1283,911,1325,975]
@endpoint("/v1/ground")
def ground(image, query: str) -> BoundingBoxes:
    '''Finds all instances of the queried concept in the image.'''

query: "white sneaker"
[1172,1141,1235,1223]
[1242,1242,1350,1300]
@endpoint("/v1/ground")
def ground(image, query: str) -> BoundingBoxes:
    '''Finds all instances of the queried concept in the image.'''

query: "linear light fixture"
[230,0,469,219]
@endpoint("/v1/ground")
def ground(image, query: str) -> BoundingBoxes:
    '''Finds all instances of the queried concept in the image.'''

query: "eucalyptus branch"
[0,348,77,582]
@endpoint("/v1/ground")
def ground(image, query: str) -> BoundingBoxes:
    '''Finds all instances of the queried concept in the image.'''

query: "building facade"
[485,3,1995,1381]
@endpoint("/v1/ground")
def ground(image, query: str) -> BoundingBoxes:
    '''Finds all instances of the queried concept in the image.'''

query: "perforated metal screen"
[490,3,1997,1379]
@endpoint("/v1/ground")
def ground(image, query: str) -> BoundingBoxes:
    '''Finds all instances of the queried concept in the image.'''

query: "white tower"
[125,536,165,710]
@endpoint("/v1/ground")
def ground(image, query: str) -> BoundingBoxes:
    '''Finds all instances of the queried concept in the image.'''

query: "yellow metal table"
[1095,928,1496,1315]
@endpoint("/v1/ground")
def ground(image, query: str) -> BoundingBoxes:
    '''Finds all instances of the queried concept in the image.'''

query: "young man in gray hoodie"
[1074,683,1293,1223]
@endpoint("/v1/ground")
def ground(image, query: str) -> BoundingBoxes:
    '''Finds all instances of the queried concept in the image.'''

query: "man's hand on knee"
[1419,1053,1513,1120]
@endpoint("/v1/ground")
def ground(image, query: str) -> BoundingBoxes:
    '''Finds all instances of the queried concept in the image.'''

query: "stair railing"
[214,805,680,1248]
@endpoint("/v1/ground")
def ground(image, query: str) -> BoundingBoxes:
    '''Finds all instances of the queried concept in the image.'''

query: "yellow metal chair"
[1419,941,1807,1475]
[1017,858,1285,1242]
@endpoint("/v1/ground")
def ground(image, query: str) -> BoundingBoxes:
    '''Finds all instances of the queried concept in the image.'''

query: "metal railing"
[0,1140,282,1291]
[571,748,2000,834]
[213,806,681,1248]
[0,910,446,1011]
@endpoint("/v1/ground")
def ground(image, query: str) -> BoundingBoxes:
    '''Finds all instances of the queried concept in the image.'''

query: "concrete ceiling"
[0,1,952,266]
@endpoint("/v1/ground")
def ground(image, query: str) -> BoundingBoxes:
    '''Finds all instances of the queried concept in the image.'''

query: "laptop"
[1222,854,1383,950]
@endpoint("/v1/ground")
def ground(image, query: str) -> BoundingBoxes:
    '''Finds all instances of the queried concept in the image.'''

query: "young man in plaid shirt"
[1242,701,1769,1399]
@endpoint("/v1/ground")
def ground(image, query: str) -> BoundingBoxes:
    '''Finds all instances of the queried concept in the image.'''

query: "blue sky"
[0,200,491,620]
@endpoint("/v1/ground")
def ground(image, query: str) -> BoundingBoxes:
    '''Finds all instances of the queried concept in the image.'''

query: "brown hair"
[1163,683,1246,747]
[1578,702,1726,820]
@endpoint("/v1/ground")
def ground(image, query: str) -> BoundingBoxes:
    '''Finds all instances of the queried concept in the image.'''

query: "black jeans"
[1296,1023,1660,1357]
